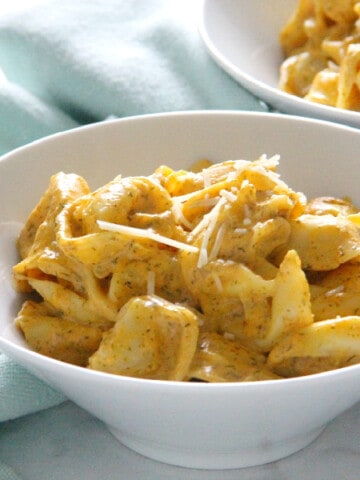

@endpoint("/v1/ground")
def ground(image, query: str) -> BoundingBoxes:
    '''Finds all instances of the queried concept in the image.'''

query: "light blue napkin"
[0,0,267,155]
[0,354,66,479]
[0,1,267,478]
[0,80,79,155]
[0,354,65,422]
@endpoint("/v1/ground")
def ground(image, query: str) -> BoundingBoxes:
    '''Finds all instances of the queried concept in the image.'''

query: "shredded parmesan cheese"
[185,196,220,210]
[241,179,250,189]
[203,170,212,189]
[197,196,227,268]
[220,189,237,203]
[226,169,243,182]
[209,222,226,261]
[243,204,252,226]
[260,154,280,168]
[213,273,223,293]
[234,227,247,235]
[189,218,208,239]
[203,164,234,187]
[97,220,199,253]
[325,285,345,297]
[171,200,194,230]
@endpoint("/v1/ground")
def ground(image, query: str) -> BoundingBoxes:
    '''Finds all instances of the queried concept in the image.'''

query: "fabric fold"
[0,354,66,422]
[0,78,78,155]
[0,0,267,155]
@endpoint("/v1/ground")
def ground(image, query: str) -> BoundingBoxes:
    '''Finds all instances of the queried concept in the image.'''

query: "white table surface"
[1,399,359,479]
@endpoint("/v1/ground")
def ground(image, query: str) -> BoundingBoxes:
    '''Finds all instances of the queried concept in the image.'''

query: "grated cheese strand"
[97,220,199,253]
[325,285,345,297]
[213,273,224,293]
[197,196,227,268]
[220,189,237,203]
[208,222,226,261]
[171,200,194,229]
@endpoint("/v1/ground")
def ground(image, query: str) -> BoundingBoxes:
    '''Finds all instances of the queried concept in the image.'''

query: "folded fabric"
[0,461,21,480]
[0,354,65,422]
[0,0,267,155]
[0,78,79,155]
[0,354,66,480]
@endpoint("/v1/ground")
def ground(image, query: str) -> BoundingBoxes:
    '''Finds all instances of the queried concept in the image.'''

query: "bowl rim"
[1,109,360,165]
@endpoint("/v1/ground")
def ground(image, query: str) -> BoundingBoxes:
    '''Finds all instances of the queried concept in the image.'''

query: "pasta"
[12,156,360,381]
[279,0,360,110]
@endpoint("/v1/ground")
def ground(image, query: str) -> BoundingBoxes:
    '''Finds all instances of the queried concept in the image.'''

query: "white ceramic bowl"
[199,0,360,128]
[1,111,360,470]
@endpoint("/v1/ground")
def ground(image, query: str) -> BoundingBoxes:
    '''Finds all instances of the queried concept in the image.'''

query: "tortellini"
[12,155,360,381]
[88,295,199,381]
[279,0,360,111]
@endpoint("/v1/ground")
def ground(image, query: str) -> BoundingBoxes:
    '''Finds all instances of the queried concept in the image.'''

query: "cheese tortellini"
[279,0,360,110]
[12,155,360,381]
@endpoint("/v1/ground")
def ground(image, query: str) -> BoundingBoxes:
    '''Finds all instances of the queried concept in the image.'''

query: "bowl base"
[107,424,325,470]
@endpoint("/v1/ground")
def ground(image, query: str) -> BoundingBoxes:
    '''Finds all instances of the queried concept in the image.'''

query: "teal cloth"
[0,1,267,478]
[0,0,267,155]
[0,354,65,422]
[0,80,78,155]
[0,354,66,479]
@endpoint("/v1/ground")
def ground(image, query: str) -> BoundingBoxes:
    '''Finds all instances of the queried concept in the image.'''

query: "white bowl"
[1,111,360,470]
[199,0,360,128]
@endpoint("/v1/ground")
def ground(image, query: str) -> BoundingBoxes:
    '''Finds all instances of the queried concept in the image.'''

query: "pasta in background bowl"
[279,0,360,110]
[1,111,360,469]
[200,0,360,127]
